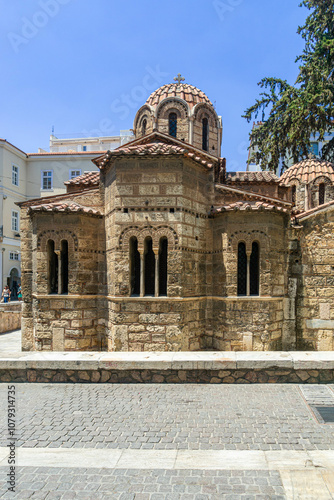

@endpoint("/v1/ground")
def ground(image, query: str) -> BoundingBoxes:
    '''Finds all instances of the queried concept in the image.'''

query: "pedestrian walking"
[1,286,11,303]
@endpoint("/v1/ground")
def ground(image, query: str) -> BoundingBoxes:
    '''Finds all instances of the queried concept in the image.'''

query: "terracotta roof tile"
[146,83,213,109]
[226,171,279,184]
[95,140,215,170]
[280,158,334,185]
[27,201,102,217]
[27,151,106,157]
[215,201,290,214]
[64,171,99,186]
[296,199,334,220]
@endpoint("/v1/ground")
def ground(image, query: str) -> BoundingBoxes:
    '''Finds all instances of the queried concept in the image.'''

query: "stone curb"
[0,351,334,383]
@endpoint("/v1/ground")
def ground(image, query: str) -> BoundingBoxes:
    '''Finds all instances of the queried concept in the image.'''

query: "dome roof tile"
[280,158,334,185]
[146,83,213,109]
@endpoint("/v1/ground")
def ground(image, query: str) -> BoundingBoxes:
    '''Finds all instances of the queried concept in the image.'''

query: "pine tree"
[243,0,334,172]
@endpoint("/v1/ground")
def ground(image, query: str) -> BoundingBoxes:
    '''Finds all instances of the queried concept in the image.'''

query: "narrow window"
[319,183,325,205]
[169,113,177,137]
[129,237,140,296]
[202,118,208,151]
[61,240,68,294]
[12,165,19,186]
[237,242,247,296]
[47,240,58,294]
[11,211,19,232]
[142,118,147,136]
[82,146,87,151]
[159,237,168,296]
[144,237,155,296]
[250,242,260,296]
[292,185,296,206]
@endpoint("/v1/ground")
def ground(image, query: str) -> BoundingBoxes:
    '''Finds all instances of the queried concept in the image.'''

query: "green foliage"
[243,0,334,171]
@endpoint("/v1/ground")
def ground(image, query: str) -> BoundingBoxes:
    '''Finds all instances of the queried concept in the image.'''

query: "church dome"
[280,157,334,185]
[146,83,213,109]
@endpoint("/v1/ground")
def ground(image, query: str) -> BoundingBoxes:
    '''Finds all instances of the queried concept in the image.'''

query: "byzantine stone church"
[19,78,334,352]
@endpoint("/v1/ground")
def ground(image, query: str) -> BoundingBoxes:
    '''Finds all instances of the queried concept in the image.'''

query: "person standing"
[1,286,11,303]
[17,284,22,302]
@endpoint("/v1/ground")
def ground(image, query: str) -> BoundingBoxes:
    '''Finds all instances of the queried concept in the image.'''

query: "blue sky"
[0,0,308,170]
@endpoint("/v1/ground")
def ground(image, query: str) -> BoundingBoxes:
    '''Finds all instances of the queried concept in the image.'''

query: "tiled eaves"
[17,188,100,209]
[27,201,103,218]
[215,184,293,208]
[64,171,99,186]
[226,171,280,184]
[296,199,334,221]
[215,201,290,215]
[94,141,215,170]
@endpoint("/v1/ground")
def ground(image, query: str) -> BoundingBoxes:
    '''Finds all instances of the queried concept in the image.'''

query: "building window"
[142,118,147,136]
[12,165,19,186]
[202,118,208,151]
[319,183,325,205]
[237,242,247,296]
[69,170,81,179]
[310,142,319,156]
[292,185,296,206]
[9,252,19,261]
[130,237,141,296]
[42,171,53,190]
[11,211,19,232]
[169,113,177,137]
[60,240,68,294]
[249,242,259,296]
[83,146,87,151]
[144,237,155,296]
[47,240,58,294]
[159,237,168,296]
[237,241,260,296]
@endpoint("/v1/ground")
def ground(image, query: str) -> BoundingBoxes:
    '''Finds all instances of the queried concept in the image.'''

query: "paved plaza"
[0,331,334,498]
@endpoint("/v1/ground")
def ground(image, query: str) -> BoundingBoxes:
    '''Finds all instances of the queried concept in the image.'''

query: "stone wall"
[104,156,213,351]
[0,303,21,333]
[292,209,334,350]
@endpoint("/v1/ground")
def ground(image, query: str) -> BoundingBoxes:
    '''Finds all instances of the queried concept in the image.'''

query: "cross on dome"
[174,73,185,85]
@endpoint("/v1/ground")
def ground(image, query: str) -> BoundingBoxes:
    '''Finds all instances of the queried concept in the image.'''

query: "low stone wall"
[0,303,22,334]
[1,351,334,383]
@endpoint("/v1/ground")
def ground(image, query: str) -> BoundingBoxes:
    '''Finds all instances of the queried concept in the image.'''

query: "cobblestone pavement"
[0,384,333,451]
[0,467,286,499]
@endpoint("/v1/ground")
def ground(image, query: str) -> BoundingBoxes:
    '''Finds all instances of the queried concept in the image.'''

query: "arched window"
[292,185,296,206]
[237,242,247,296]
[159,237,168,296]
[142,118,147,136]
[169,113,177,137]
[47,239,58,294]
[319,183,325,205]
[202,118,208,151]
[129,237,140,296]
[144,237,155,296]
[250,242,259,296]
[60,240,68,294]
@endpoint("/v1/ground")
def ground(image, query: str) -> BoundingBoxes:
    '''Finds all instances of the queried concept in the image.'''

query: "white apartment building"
[0,131,133,296]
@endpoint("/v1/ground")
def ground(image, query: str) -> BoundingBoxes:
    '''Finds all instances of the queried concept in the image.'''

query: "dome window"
[169,113,177,137]
[142,118,147,136]
[319,183,325,205]
[202,118,208,151]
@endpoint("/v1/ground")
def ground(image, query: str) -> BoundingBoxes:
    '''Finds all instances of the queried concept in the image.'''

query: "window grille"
[250,242,259,296]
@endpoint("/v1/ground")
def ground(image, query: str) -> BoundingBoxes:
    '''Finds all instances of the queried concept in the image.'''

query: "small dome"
[280,157,334,185]
[146,83,213,109]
